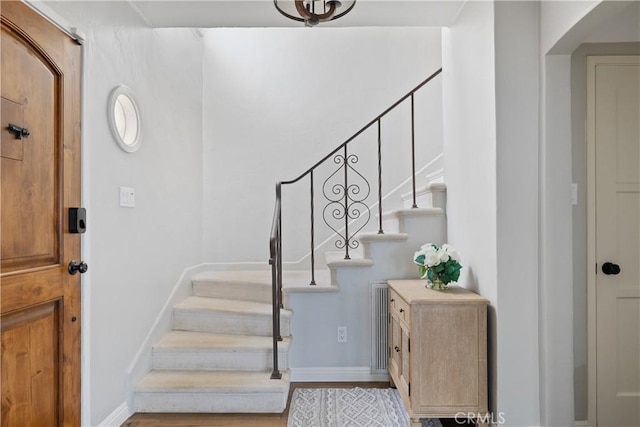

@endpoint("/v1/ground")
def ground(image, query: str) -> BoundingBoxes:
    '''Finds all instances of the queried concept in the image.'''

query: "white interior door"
[589,56,640,427]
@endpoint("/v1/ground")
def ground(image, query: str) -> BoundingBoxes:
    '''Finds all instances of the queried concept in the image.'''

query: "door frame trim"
[586,55,640,427]
[22,0,83,43]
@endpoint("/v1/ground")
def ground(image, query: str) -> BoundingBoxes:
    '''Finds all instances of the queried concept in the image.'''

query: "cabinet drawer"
[389,289,411,325]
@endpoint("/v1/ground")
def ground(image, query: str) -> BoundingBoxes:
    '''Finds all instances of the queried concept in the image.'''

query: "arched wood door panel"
[1,2,82,426]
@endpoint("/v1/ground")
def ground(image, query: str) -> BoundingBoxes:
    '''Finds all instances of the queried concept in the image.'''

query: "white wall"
[202,27,443,265]
[444,2,545,425]
[540,0,601,54]
[494,2,541,425]
[441,0,498,412]
[41,2,204,424]
[539,52,575,427]
[583,1,640,43]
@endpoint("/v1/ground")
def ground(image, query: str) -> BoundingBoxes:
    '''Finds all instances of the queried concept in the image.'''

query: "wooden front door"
[1,2,82,426]
[589,56,640,426]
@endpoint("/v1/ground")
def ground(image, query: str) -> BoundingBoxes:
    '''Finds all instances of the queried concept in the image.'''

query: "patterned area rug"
[287,388,443,427]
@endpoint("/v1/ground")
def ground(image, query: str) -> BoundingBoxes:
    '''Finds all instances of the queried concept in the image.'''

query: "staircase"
[133,68,445,414]
[133,181,446,413]
[134,276,292,413]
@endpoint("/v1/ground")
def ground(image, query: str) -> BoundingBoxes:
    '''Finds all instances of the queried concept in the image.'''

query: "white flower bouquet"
[413,243,462,289]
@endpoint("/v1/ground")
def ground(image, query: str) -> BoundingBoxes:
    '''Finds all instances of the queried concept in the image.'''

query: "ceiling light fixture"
[274,0,356,26]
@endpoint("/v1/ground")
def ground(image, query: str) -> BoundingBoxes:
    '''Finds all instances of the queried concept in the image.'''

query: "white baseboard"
[290,366,389,382]
[97,402,131,427]
[425,168,444,184]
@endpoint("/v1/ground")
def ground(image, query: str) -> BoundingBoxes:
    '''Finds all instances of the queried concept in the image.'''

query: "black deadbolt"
[601,262,621,275]
[69,208,87,234]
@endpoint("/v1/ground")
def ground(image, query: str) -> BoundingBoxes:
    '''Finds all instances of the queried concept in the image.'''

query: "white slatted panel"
[370,282,389,373]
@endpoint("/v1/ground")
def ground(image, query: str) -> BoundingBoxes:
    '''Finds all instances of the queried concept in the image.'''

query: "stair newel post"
[343,145,350,260]
[270,184,282,380]
[411,93,418,209]
[377,119,384,234]
[270,253,281,379]
[309,170,317,285]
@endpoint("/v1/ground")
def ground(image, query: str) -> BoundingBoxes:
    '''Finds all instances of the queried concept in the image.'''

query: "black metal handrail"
[268,68,442,379]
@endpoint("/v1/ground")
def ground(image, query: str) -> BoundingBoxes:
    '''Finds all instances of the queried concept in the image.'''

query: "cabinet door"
[390,313,410,398]
[390,313,402,381]
[399,324,410,396]
[414,304,483,411]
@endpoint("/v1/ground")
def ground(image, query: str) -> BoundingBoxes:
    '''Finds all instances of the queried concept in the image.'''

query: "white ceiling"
[128,0,465,28]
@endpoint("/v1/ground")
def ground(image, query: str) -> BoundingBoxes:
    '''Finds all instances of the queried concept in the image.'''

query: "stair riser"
[135,391,287,413]
[402,193,433,210]
[193,281,272,304]
[381,217,399,233]
[401,190,447,211]
[360,237,407,264]
[173,312,291,337]
[398,215,446,242]
[152,350,289,371]
[363,244,418,276]
[431,190,446,211]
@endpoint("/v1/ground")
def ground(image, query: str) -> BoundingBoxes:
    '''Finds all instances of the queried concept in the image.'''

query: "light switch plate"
[120,186,135,208]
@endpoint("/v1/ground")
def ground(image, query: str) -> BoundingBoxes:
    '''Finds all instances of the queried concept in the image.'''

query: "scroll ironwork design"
[322,151,371,259]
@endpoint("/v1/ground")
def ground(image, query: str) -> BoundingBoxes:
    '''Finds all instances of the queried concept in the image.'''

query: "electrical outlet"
[337,326,347,343]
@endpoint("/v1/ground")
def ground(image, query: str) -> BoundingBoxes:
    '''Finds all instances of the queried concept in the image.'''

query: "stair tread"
[193,271,272,287]
[136,370,290,393]
[193,270,332,288]
[381,207,443,220]
[358,232,409,242]
[154,331,290,352]
[174,296,292,317]
[325,251,374,268]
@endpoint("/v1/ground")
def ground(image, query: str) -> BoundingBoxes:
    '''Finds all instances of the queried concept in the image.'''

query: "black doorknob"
[68,260,88,275]
[601,262,621,275]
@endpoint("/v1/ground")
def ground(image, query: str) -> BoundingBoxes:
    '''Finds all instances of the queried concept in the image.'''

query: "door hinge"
[408,338,410,352]
[595,263,598,274]
[388,347,391,358]
[408,383,411,396]
[388,312,390,324]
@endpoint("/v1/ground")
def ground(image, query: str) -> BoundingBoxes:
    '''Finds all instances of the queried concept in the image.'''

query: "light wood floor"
[122,382,464,427]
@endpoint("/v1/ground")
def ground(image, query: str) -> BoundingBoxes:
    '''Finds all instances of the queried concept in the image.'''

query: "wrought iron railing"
[268,68,442,379]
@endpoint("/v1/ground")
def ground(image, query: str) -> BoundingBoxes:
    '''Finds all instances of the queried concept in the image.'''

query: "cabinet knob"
[399,308,404,313]
[390,298,395,302]
[395,346,400,352]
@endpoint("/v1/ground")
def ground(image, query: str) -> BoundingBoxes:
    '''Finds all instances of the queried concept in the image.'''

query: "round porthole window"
[108,85,142,153]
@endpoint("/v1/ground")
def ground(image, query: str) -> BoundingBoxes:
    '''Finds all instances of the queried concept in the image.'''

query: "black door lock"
[7,123,30,139]
[69,208,87,234]
[602,262,621,275]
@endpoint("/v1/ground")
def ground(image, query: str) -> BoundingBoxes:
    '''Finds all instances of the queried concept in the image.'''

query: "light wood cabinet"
[387,280,489,427]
